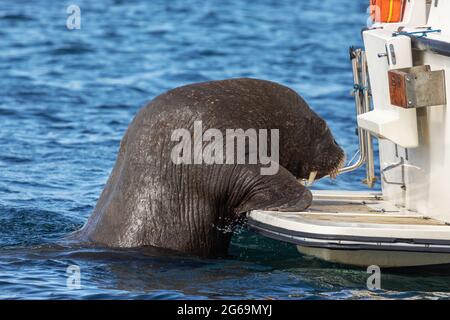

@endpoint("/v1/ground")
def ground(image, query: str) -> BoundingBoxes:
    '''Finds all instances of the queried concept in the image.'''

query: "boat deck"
[305,200,447,226]
[247,191,450,267]
[247,191,450,256]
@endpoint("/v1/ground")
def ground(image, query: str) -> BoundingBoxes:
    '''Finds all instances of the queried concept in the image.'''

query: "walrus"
[74,78,345,257]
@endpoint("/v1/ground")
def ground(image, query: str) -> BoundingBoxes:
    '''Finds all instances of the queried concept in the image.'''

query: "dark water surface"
[1,0,450,299]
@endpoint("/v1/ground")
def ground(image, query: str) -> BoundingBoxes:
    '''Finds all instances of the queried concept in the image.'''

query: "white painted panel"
[405,52,450,222]
[427,0,450,36]
[359,30,418,148]
[361,29,419,206]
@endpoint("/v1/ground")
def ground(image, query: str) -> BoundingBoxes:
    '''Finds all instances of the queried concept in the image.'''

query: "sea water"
[1,0,450,299]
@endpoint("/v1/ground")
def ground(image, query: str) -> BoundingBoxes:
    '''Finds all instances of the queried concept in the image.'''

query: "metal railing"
[317,47,377,187]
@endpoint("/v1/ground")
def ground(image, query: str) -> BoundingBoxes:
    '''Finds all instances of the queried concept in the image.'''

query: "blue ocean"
[1,0,450,299]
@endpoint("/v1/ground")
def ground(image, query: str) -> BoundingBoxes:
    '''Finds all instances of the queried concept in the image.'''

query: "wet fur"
[75,78,344,257]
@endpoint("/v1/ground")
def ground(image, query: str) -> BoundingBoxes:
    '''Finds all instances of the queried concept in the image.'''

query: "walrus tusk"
[298,171,318,186]
[307,171,317,186]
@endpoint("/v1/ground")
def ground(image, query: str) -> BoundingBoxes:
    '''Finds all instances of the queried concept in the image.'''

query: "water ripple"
[0,0,439,299]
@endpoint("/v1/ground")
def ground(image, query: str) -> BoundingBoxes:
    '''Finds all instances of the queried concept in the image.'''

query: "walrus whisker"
[330,154,346,179]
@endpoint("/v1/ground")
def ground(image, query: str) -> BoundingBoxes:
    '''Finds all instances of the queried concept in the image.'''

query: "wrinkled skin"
[74,78,344,257]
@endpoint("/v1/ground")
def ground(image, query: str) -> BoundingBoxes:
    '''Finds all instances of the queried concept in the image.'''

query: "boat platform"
[247,191,450,267]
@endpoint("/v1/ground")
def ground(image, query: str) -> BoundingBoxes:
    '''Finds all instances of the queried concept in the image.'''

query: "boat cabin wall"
[363,0,450,222]
[405,1,450,221]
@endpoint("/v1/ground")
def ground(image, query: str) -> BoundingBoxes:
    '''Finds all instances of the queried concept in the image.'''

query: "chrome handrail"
[316,48,377,187]
[361,51,376,187]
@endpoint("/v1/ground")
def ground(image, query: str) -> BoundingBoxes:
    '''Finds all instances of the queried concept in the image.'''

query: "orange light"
[370,0,405,23]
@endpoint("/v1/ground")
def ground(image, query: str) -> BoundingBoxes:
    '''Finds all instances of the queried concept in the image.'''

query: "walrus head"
[299,116,345,181]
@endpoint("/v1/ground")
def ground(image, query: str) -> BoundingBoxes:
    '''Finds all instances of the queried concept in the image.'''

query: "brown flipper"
[234,165,313,214]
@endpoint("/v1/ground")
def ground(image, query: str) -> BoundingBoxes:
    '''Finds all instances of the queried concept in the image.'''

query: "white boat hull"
[247,191,450,268]
[296,246,450,268]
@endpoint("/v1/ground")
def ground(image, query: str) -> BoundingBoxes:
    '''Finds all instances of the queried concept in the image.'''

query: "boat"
[247,0,450,268]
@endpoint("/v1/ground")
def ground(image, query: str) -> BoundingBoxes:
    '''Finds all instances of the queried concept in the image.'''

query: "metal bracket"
[381,158,405,187]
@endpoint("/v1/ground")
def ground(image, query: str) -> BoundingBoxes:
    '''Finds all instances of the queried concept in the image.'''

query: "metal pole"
[361,51,377,187]
[335,48,366,174]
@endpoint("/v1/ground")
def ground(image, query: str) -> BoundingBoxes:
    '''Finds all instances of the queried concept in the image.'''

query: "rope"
[353,84,368,93]
[393,29,442,39]
[346,149,360,167]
